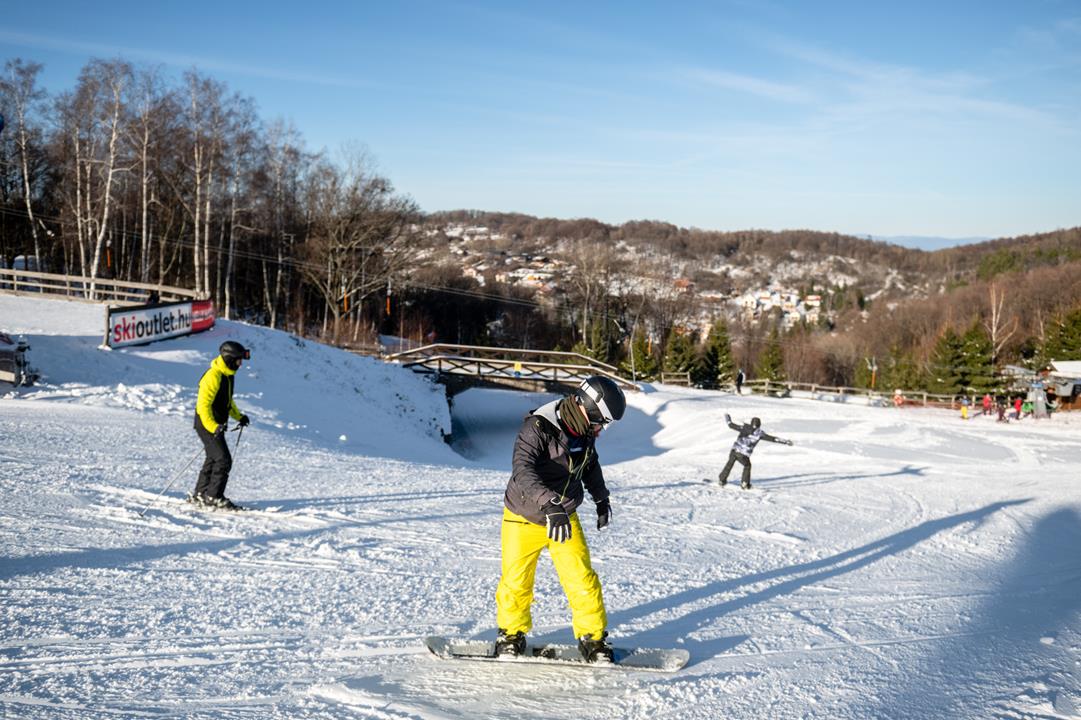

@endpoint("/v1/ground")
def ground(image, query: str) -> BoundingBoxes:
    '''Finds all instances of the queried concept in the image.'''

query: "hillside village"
[425,222,833,334]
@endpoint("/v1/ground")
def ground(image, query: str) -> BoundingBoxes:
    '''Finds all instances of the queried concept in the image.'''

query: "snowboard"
[424,635,689,672]
[702,478,753,490]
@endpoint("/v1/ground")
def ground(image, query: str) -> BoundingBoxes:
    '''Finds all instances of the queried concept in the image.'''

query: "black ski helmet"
[751,417,761,429]
[575,376,627,425]
[219,341,250,367]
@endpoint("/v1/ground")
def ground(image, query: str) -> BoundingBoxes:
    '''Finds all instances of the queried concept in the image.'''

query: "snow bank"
[0,294,453,463]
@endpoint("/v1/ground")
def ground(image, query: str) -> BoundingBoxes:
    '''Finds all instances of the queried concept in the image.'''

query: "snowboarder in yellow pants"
[494,376,627,663]
[496,508,606,641]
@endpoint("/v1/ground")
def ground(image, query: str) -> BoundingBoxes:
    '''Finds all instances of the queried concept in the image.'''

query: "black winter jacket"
[504,399,610,525]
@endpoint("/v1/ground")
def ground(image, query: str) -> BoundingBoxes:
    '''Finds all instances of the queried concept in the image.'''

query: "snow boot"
[718,474,728,487]
[210,496,241,511]
[186,492,212,507]
[578,632,615,663]
[495,629,526,657]
[741,480,752,490]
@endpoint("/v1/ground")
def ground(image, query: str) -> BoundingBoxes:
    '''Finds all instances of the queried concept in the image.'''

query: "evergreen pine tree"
[853,356,884,390]
[961,321,995,393]
[756,324,787,383]
[882,346,924,392]
[928,326,965,395]
[620,328,659,380]
[1042,306,1081,363]
[663,330,696,376]
[696,318,736,388]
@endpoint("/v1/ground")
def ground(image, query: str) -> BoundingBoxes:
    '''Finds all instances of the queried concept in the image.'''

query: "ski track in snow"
[3,294,1081,719]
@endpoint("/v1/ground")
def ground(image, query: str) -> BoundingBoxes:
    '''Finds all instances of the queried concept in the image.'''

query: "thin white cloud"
[0,29,379,90]
[761,35,1062,128]
[683,67,814,103]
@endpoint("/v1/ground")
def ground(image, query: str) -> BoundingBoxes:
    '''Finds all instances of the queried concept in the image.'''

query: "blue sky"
[2,1,1079,239]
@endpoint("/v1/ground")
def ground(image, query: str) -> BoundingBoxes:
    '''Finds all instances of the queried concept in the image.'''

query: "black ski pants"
[194,424,232,499]
[718,450,751,487]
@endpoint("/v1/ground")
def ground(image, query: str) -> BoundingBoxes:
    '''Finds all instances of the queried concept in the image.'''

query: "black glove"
[214,423,226,437]
[542,499,572,543]
[724,413,731,423]
[595,498,611,530]
[238,414,250,427]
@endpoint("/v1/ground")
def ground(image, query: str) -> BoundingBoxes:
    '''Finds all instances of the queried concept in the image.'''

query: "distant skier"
[495,375,626,663]
[716,413,793,490]
[190,341,251,510]
[735,368,745,395]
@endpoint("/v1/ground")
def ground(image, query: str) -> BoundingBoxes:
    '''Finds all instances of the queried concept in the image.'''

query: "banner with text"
[107,299,215,348]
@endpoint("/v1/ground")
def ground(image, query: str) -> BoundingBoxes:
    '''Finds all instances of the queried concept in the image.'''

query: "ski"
[425,635,689,672]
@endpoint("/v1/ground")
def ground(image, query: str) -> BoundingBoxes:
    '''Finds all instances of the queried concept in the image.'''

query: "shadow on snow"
[608,500,1031,664]
[864,506,1081,718]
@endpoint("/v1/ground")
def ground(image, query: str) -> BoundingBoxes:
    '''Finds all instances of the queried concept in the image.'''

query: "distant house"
[673,277,695,292]
[1048,360,1081,410]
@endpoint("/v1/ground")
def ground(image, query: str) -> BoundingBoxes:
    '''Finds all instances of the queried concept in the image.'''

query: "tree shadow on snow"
[861,506,1081,718]
[262,487,505,512]
[0,505,491,581]
[609,500,1030,665]
[759,463,929,490]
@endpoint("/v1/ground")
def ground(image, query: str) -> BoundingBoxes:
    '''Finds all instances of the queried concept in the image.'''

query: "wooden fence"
[741,379,988,409]
[659,371,692,386]
[0,268,202,305]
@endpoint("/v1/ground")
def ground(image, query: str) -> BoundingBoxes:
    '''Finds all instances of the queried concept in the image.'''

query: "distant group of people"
[960,392,1055,422]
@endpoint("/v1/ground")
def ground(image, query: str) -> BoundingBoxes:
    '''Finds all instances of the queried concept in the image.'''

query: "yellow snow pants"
[495,507,607,641]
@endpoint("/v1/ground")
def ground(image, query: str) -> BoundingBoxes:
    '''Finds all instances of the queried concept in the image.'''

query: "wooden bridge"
[385,343,639,395]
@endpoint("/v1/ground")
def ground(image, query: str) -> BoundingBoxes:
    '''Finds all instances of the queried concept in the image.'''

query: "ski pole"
[139,445,202,517]
[233,425,245,465]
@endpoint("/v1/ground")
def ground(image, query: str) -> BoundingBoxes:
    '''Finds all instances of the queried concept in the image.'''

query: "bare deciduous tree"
[1,59,46,268]
[300,153,420,342]
[983,283,1018,368]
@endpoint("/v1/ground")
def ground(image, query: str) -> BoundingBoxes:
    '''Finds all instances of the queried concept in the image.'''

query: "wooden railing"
[660,371,692,386]
[0,268,202,305]
[387,343,638,391]
[741,378,974,408]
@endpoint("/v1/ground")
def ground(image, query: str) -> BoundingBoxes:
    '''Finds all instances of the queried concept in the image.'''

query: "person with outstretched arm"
[494,375,626,664]
[715,413,793,489]
[190,341,251,510]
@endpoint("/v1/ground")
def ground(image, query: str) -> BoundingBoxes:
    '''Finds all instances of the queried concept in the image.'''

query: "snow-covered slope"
[2,294,1081,719]
[0,294,452,463]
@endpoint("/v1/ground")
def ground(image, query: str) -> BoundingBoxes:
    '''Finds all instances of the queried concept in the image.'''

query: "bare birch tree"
[983,283,1018,368]
[124,66,172,283]
[1,59,46,268]
[300,153,420,342]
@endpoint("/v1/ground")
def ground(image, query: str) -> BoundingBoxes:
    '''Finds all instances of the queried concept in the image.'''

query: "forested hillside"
[2,55,1079,393]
